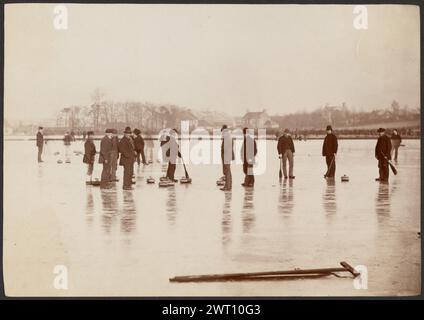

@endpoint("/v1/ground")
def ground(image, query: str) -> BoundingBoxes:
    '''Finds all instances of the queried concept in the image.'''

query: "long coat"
[322,133,338,156]
[36,132,44,147]
[277,135,295,155]
[118,136,136,166]
[111,136,119,153]
[241,135,258,165]
[83,140,96,164]
[221,134,235,164]
[375,134,392,160]
[99,136,113,163]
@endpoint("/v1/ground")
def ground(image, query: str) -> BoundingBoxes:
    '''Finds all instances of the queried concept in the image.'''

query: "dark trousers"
[136,149,146,164]
[378,159,389,181]
[86,163,94,176]
[37,145,43,162]
[392,146,399,161]
[166,163,176,180]
[123,163,134,188]
[223,164,232,190]
[101,162,111,184]
[243,162,255,186]
[325,154,336,178]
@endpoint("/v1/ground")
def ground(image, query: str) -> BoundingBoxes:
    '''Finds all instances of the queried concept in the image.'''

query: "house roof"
[243,111,266,120]
[178,110,198,121]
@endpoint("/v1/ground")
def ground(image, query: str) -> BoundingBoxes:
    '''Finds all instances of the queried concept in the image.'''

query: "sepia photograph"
[2,3,421,299]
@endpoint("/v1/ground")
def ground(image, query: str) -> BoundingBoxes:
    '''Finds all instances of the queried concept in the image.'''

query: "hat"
[87,131,94,135]
[124,126,132,134]
[133,128,141,135]
[221,124,228,132]
[326,125,333,131]
[38,126,43,130]
[105,128,112,134]
[377,128,385,133]
[284,129,290,133]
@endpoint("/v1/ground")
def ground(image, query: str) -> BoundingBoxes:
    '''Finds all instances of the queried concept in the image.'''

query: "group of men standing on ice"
[36,124,402,188]
[83,127,149,190]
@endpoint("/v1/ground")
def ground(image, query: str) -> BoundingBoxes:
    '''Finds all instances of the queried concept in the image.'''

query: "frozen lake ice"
[3,138,421,296]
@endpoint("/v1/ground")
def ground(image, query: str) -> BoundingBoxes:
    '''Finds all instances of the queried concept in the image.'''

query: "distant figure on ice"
[118,127,136,190]
[36,126,44,163]
[83,131,96,185]
[277,129,295,179]
[390,129,402,161]
[241,127,257,187]
[82,130,87,140]
[375,128,392,182]
[220,125,235,191]
[110,129,119,182]
[133,128,148,165]
[99,129,113,188]
[165,129,182,182]
[322,125,338,178]
[63,131,73,163]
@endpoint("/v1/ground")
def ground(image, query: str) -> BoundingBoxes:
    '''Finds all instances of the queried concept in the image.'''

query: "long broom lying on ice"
[169,261,359,282]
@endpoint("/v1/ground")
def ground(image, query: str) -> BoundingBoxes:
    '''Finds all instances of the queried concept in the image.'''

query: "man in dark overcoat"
[118,127,136,190]
[36,126,44,163]
[99,129,113,188]
[375,128,392,182]
[322,125,338,178]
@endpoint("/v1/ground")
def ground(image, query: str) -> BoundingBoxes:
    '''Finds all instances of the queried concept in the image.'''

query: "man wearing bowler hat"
[118,126,136,190]
[99,129,113,188]
[322,125,338,178]
[375,128,392,182]
[110,128,119,182]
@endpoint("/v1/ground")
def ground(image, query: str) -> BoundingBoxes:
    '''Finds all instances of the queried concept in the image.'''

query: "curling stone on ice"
[180,176,192,184]
[341,174,349,182]
[91,178,101,186]
[216,176,225,186]
[57,159,63,164]
[146,177,156,184]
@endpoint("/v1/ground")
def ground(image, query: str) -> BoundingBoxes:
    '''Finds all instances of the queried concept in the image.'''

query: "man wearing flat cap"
[118,127,136,190]
[277,128,295,179]
[220,125,234,191]
[99,128,113,188]
[375,128,392,182]
[133,128,148,166]
[36,126,44,163]
[83,131,96,184]
[322,125,338,178]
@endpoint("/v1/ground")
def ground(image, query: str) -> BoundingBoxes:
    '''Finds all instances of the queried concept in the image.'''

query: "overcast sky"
[4,4,420,122]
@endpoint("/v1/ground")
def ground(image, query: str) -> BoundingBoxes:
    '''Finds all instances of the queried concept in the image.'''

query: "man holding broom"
[322,125,338,179]
[375,128,392,182]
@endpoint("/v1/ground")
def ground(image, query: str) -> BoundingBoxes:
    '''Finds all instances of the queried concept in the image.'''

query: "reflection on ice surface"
[3,139,420,296]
